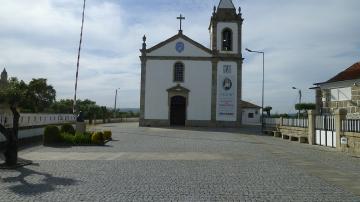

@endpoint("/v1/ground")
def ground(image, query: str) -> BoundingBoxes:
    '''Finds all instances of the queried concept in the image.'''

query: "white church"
[139,0,260,127]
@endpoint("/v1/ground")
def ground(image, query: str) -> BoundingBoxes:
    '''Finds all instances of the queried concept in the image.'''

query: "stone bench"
[281,132,308,144]
[272,131,282,138]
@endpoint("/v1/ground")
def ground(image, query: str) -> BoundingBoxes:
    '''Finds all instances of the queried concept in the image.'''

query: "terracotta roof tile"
[240,101,261,109]
[326,62,360,83]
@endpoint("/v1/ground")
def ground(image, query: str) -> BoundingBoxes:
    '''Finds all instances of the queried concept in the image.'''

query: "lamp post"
[114,88,120,118]
[246,48,265,133]
[292,87,302,118]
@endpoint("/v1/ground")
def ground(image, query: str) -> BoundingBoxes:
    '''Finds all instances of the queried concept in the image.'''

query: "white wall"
[217,22,238,54]
[147,38,211,57]
[145,60,212,121]
[242,108,261,125]
[0,113,76,128]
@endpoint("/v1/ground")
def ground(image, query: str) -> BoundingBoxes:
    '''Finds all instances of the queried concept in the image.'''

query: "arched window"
[222,28,233,51]
[174,62,185,82]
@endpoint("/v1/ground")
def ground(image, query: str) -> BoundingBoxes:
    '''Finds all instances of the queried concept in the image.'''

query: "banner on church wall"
[216,63,237,121]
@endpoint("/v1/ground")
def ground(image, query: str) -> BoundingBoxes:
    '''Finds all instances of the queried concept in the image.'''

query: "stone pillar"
[211,58,218,126]
[308,110,316,145]
[139,36,147,127]
[334,109,347,150]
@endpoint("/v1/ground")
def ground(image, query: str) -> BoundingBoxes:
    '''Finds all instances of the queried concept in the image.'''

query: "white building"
[139,0,246,127]
[241,101,261,125]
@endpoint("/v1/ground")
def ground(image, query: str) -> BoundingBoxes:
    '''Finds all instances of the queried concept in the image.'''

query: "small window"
[330,87,351,101]
[222,28,233,51]
[174,62,184,82]
[248,113,254,118]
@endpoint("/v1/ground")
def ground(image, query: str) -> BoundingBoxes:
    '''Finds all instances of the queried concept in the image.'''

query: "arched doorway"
[170,96,186,126]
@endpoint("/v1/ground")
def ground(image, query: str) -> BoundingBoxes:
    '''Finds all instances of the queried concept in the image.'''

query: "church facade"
[139,0,244,127]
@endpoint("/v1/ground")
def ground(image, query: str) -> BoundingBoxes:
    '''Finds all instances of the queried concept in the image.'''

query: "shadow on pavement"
[1,165,78,196]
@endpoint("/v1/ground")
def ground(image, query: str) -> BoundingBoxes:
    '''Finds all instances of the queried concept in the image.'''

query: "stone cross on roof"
[176,14,185,32]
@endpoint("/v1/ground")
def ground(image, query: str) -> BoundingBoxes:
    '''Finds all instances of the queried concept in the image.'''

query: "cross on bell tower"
[176,14,185,32]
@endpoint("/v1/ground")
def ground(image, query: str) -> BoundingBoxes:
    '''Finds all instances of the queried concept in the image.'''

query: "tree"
[295,103,316,117]
[50,99,73,114]
[0,78,27,166]
[24,79,56,113]
[263,106,272,117]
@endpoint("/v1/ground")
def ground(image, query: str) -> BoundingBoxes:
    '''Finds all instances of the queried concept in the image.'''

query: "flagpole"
[73,0,86,114]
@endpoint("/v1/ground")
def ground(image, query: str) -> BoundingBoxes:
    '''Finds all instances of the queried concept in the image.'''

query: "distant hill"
[119,108,140,113]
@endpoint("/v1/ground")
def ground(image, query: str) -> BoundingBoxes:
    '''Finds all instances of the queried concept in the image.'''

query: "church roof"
[240,101,261,109]
[146,32,212,55]
[218,0,235,9]
[314,61,360,85]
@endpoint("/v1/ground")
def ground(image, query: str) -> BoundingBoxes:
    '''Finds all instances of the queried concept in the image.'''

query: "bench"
[281,132,308,144]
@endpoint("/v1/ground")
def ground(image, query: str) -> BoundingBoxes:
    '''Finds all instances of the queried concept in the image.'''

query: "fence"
[342,119,360,133]
[0,113,76,128]
[264,118,281,126]
[282,118,308,128]
[315,115,335,131]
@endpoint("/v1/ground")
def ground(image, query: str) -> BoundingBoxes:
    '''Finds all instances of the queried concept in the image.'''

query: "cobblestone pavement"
[1,123,360,201]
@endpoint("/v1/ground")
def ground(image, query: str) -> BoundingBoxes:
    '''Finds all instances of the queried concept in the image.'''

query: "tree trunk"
[4,106,19,166]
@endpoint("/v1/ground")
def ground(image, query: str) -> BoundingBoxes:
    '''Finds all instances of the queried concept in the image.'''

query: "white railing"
[264,118,281,126]
[315,115,335,131]
[0,113,76,128]
[282,118,308,128]
[342,119,360,133]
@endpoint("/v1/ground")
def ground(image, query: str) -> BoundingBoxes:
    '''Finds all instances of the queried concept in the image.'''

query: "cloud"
[0,0,359,113]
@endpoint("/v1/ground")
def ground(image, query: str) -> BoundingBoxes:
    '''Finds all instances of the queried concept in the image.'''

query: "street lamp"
[114,88,120,118]
[246,48,265,133]
[292,87,302,118]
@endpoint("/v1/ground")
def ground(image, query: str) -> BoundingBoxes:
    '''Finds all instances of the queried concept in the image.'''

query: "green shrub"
[43,125,61,145]
[60,124,75,135]
[74,132,92,144]
[103,130,112,140]
[91,132,104,145]
[60,133,75,144]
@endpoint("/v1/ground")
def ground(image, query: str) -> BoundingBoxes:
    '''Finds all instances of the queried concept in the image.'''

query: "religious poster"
[216,62,237,121]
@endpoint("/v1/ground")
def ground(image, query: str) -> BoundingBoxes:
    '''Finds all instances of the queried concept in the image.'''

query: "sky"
[0,0,359,114]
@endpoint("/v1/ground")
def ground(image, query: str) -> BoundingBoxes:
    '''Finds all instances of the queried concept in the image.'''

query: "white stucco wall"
[147,38,211,57]
[145,60,212,121]
[217,22,238,54]
[242,108,260,125]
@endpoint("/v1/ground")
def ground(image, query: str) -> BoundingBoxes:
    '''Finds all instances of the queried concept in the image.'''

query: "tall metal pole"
[246,48,265,133]
[73,0,86,114]
[114,89,118,118]
[261,52,265,133]
[114,88,120,118]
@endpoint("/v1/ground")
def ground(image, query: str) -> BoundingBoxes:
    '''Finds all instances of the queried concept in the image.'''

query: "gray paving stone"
[0,123,359,201]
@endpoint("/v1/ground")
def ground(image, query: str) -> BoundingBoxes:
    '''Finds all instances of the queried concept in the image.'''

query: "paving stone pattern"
[1,123,360,201]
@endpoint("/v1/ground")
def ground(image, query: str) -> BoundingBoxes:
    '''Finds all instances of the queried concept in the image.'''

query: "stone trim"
[211,59,218,123]
[142,119,170,127]
[139,55,146,126]
[146,56,242,61]
[142,119,241,128]
[237,60,243,124]
[146,32,212,54]
[147,56,213,61]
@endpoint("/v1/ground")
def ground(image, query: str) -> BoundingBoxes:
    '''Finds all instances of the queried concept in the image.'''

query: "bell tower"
[1,68,7,82]
[209,0,243,55]
[209,0,244,126]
